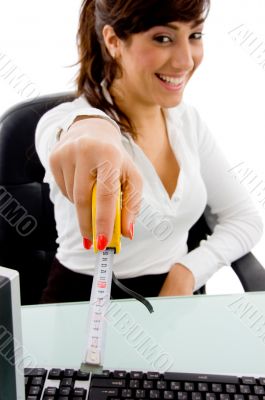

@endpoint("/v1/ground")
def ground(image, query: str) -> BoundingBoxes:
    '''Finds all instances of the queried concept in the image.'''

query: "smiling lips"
[156,73,185,89]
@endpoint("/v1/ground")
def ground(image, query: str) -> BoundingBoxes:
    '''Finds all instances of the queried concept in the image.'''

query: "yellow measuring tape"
[92,183,121,254]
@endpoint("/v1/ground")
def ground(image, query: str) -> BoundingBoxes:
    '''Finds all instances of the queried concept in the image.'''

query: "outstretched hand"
[49,117,143,248]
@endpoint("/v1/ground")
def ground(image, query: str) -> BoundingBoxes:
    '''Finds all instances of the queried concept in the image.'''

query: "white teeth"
[158,74,184,85]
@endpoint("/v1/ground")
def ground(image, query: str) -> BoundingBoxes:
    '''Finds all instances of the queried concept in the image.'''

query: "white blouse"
[35,96,263,291]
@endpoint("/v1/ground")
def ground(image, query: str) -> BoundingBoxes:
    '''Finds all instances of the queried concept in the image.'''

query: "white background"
[0,0,264,294]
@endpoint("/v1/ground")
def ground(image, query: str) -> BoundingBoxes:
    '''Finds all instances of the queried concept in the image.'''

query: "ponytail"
[76,0,135,137]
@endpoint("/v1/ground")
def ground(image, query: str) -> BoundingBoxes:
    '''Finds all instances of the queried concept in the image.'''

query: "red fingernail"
[97,234,108,251]
[129,222,134,240]
[83,237,92,250]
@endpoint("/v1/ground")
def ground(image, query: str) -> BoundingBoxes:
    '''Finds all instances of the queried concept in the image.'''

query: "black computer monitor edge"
[0,266,25,400]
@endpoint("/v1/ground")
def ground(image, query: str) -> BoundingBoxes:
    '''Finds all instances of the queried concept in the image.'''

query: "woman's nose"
[171,39,194,72]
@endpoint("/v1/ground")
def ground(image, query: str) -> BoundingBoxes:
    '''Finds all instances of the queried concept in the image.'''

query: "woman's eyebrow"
[164,18,205,31]
[190,18,205,28]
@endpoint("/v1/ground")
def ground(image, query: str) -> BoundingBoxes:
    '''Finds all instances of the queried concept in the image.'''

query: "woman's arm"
[161,107,263,295]
[168,107,263,293]
[35,97,143,246]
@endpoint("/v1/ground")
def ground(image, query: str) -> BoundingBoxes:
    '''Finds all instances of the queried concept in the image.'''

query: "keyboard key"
[259,378,265,385]
[157,380,167,389]
[76,369,90,380]
[102,370,111,376]
[143,380,153,389]
[254,385,265,394]
[220,394,230,400]
[31,376,43,386]
[135,389,146,398]
[25,368,47,377]
[91,370,110,379]
[121,388,132,397]
[242,377,256,385]
[113,370,127,378]
[130,371,143,379]
[29,386,41,396]
[150,389,160,398]
[164,372,239,384]
[60,378,73,387]
[44,387,57,396]
[91,378,126,388]
[73,387,87,396]
[147,371,160,380]
[129,379,140,388]
[177,391,188,400]
[185,382,195,391]
[226,384,236,393]
[88,387,118,399]
[212,383,222,392]
[192,392,202,400]
[59,386,71,396]
[206,393,216,400]
[63,368,75,377]
[240,385,251,394]
[164,391,174,399]
[248,396,259,400]
[234,395,244,400]
[198,382,209,391]
[170,381,181,390]
[48,368,62,379]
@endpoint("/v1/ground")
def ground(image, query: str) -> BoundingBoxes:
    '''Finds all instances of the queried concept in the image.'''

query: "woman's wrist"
[168,263,195,291]
[57,114,121,142]
[71,115,120,133]
[159,263,195,297]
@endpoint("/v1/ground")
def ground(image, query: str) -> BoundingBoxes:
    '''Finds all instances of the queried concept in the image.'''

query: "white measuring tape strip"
[84,248,114,370]
[81,247,154,373]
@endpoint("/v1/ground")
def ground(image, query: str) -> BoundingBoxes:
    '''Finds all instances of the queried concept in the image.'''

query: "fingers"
[61,162,75,202]
[73,155,143,247]
[73,163,95,240]
[121,160,143,238]
[94,151,122,246]
[49,144,75,202]
[49,132,143,248]
[73,144,122,247]
[95,176,120,247]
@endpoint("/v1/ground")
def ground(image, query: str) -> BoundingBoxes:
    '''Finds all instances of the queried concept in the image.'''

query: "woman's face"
[110,20,204,109]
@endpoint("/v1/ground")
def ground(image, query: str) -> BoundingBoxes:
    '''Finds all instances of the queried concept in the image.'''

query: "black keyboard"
[24,368,265,400]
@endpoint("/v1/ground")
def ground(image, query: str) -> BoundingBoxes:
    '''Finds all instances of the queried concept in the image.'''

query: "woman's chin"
[159,97,183,109]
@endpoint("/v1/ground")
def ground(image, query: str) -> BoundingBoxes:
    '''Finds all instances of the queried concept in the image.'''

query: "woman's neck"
[110,84,166,141]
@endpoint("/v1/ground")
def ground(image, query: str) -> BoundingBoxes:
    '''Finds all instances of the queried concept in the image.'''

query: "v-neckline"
[128,114,183,203]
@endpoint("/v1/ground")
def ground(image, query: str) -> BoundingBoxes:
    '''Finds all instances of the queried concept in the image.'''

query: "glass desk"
[21,292,265,375]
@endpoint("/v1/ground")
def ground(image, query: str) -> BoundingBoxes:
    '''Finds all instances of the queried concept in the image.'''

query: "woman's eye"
[154,35,172,44]
[190,32,204,40]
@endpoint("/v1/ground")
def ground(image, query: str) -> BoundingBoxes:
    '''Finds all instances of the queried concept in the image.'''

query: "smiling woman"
[77,0,210,137]
[34,0,263,303]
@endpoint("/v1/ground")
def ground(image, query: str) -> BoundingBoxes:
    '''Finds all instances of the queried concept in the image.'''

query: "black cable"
[112,272,154,314]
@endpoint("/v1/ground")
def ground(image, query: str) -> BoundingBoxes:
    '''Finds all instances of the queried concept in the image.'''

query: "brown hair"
[76,0,210,137]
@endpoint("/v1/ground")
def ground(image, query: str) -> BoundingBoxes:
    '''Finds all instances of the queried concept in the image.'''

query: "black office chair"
[0,93,265,305]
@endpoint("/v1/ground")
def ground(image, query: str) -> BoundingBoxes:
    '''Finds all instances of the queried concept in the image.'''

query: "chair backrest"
[0,93,209,304]
[0,93,75,304]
